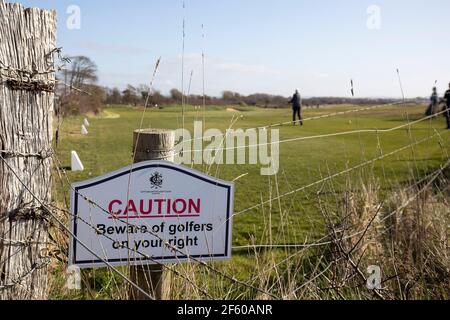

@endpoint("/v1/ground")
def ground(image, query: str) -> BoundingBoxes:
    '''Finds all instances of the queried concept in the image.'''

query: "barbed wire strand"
[0,154,156,300]
[178,100,409,146]
[46,203,215,299]
[2,90,443,297]
[232,156,450,251]
[48,128,447,298]
[51,154,215,299]
[50,152,280,299]
[234,132,447,217]
[147,108,447,159]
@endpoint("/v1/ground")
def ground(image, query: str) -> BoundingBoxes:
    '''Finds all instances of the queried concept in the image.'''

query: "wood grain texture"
[0,2,56,299]
[130,129,175,300]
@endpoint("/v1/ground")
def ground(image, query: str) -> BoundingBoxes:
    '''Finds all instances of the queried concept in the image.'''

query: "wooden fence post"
[0,3,56,299]
[129,129,175,300]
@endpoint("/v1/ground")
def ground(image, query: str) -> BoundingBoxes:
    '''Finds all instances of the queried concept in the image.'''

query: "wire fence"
[2,0,449,301]
[1,12,449,298]
[1,97,449,299]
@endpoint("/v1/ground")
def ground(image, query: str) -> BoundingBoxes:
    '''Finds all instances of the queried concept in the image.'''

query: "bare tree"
[122,85,140,106]
[106,87,122,105]
[170,89,183,102]
[62,55,98,91]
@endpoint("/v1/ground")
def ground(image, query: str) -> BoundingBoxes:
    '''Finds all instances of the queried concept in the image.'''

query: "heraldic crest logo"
[149,172,164,189]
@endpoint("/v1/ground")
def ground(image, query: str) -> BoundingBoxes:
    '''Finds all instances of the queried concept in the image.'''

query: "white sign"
[69,161,234,268]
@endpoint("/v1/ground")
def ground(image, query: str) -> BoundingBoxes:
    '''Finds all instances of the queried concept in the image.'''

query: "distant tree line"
[105,87,402,109]
[56,56,410,116]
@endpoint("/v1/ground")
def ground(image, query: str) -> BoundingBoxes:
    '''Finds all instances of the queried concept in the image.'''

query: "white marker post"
[71,151,84,172]
[84,118,90,127]
[81,125,88,135]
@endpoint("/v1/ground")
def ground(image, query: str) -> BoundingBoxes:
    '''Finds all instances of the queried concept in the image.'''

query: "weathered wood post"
[129,129,175,300]
[0,3,56,299]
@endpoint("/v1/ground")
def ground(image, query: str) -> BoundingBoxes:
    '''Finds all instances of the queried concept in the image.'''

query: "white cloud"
[176,52,280,76]
[215,62,281,76]
[97,52,284,96]
[77,41,151,55]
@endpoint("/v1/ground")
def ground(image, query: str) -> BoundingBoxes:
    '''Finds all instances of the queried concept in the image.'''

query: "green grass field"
[56,104,449,245]
[51,103,450,299]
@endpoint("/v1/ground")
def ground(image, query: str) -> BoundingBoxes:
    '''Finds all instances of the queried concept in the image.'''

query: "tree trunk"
[0,2,56,300]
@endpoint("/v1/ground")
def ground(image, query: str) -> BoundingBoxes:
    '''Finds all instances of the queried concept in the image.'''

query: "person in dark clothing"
[289,89,303,126]
[443,83,450,129]
[429,87,439,115]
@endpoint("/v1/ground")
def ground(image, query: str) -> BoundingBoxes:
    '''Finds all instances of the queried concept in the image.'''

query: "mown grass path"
[56,104,450,247]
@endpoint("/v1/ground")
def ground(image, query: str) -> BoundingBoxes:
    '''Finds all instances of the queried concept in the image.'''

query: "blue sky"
[14,0,450,98]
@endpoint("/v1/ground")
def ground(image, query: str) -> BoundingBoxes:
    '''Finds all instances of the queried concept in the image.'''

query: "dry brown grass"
[47,164,449,300]
[320,167,449,300]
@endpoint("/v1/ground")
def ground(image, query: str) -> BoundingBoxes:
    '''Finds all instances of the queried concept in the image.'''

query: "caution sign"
[69,161,234,268]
